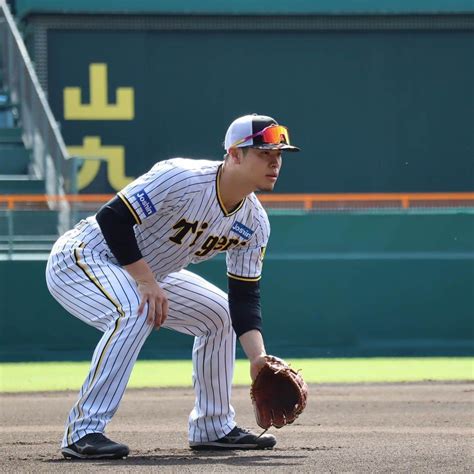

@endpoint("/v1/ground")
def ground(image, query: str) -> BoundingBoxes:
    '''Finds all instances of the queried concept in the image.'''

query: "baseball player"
[46,113,300,459]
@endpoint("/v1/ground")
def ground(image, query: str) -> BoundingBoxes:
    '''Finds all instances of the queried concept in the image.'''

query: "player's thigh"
[160,269,231,336]
[46,243,141,331]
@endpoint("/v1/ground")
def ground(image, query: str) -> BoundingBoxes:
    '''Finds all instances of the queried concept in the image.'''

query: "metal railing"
[0,212,57,258]
[0,0,72,232]
[1,192,474,211]
[1,192,472,259]
[257,192,474,210]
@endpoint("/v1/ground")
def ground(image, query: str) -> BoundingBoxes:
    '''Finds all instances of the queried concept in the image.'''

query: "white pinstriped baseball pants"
[46,237,236,448]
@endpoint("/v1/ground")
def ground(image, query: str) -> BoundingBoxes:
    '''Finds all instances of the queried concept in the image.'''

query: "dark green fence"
[19,13,474,195]
[1,211,472,361]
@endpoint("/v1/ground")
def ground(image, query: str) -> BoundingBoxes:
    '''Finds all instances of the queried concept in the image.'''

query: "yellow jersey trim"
[66,244,126,444]
[117,192,141,225]
[227,272,261,282]
[216,165,245,217]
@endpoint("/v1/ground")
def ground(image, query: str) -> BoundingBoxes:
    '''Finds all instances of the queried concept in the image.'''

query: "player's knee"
[214,302,232,332]
[122,303,150,325]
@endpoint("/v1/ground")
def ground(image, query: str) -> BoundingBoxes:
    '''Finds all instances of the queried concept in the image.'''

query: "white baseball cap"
[224,114,300,152]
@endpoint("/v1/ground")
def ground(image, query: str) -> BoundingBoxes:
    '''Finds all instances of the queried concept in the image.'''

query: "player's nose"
[270,158,280,168]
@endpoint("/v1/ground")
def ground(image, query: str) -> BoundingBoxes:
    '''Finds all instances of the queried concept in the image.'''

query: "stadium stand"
[0,77,45,193]
[0,1,70,255]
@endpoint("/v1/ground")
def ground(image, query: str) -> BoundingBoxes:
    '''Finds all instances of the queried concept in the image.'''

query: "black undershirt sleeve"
[228,277,263,338]
[96,195,143,266]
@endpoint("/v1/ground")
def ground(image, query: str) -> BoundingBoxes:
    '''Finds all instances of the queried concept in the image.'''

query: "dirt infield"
[0,382,472,473]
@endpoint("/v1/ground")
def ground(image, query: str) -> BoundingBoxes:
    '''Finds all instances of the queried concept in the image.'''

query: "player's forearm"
[239,329,266,362]
[240,330,268,381]
[123,258,156,283]
[227,277,262,335]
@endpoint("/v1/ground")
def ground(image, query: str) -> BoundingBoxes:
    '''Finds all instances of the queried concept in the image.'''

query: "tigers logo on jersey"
[231,221,254,240]
[134,190,156,217]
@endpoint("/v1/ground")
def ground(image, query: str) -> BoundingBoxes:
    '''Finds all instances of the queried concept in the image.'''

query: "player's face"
[241,148,282,192]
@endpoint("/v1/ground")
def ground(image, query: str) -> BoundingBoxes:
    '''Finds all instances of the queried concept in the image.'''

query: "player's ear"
[228,147,242,164]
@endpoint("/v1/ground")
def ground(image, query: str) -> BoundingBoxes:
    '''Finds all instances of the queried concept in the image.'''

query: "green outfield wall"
[13,0,474,16]
[21,12,474,195]
[1,212,472,361]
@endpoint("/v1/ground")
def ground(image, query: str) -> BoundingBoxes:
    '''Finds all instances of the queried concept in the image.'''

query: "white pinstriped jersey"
[79,158,270,282]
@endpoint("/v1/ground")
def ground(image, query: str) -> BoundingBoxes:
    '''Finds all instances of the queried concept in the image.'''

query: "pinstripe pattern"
[65,244,125,444]
[66,159,270,281]
[45,158,269,447]
[161,270,236,441]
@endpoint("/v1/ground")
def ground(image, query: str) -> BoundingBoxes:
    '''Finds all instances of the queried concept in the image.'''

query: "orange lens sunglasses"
[230,125,290,149]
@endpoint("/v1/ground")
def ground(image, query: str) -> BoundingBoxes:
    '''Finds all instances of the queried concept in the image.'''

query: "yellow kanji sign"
[67,136,134,191]
[64,63,134,120]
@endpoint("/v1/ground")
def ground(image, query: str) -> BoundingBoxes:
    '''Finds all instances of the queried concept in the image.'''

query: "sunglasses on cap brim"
[229,125,300,152]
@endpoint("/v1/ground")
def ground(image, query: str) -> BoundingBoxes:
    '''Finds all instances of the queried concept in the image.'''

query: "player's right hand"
[136,279,169,329]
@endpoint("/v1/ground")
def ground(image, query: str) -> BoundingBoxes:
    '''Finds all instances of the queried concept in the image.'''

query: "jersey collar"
[216,164,245,217]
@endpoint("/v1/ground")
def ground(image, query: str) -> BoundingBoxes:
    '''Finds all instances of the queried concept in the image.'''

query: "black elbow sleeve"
[96,196,143,266]
[228,277,262,338]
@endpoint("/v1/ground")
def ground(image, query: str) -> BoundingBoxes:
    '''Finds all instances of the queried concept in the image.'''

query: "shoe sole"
[61,447,129,460]
[189,441,276,450]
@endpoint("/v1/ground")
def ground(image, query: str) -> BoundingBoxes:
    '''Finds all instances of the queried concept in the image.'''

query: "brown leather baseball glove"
[250,355,308,429]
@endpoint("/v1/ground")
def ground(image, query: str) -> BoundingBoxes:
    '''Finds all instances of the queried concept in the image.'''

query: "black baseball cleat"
[189,426,276,450]
[61,433,130,460]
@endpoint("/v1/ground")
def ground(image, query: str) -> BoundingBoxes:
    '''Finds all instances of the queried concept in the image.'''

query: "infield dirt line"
[1,426,472,435]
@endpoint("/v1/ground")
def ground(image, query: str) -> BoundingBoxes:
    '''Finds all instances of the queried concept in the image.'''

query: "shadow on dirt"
[45,451,310,467]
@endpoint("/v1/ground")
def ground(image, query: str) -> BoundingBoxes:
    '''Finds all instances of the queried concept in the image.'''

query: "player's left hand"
[250,355,308,429]
[250,354,268,381]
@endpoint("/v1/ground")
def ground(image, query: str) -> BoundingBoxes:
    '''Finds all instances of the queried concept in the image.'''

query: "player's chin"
[257,184,275,192]
[258,180,277,192]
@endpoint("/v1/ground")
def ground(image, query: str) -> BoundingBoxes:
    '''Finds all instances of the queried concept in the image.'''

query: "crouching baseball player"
[46,114,300,459]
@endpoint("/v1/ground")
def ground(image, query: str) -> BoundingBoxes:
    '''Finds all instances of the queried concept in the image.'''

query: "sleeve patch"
[134,190,156,217]
[231,221,254,240]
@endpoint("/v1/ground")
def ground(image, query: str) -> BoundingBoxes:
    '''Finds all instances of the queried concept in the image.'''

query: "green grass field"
[0,357,472,393]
